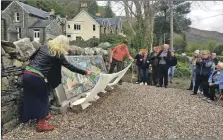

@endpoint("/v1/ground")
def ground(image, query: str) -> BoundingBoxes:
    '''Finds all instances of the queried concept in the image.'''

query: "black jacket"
[135,54,142,66]
[157,50,172,66]
[213,58,219,66]
[28,45,86,88]
[149,51,159,66]
[195,57,213,76]
[138,54,150,69]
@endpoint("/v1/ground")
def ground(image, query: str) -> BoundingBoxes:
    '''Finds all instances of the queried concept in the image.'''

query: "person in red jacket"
[109,40,134,85]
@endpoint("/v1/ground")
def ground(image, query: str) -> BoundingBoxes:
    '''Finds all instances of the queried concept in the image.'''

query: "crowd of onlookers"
[135,44,177,88]
[109,41,222,104]
[187,50,223,103]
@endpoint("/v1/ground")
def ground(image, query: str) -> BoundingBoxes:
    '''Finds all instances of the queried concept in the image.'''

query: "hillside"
[185,27,223,44]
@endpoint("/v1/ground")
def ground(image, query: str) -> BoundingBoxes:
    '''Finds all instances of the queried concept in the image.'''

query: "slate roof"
[17,1,50,18]
[90,14,122,30]
[29,19,53,28]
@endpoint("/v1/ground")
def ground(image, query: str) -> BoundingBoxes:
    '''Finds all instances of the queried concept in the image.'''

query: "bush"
[70,40,89,48]
[86,38,100,47]
[175,62,191,78]
[175,55,190,63]
[100,34,125,45]
[214,44,223,55]
[217,56,223,62]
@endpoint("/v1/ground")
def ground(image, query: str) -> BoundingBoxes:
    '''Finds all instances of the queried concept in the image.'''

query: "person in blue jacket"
[192,50,214,101]
[208,62,223,102]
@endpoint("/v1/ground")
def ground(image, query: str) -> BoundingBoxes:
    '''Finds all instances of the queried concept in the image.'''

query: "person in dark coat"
[138,49,150,85]
[149,46,161,86]
[211,53,219,66]
[135,50,143,84]
[157,44,172,88]
[20,35,92,132]
[192,50,214,101]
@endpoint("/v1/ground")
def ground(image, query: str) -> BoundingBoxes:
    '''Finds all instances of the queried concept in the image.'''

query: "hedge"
[217,56,223,62]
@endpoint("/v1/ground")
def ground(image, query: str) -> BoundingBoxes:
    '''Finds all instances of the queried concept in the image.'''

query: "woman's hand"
[86,71,94,75]
[110,59,112,63]
[209,83,214,86]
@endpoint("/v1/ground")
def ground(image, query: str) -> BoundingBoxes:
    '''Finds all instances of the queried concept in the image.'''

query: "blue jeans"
[168,66,176,81]
[140,68,149,83]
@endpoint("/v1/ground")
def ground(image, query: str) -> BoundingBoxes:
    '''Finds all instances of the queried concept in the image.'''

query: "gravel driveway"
[4,83,223,139]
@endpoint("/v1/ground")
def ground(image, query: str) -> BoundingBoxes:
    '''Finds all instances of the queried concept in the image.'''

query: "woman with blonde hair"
[20,35,92,132]
[138,49,150,85]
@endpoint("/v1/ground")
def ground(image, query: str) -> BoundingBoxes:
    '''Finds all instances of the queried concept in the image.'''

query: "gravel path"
[4,83,223,139]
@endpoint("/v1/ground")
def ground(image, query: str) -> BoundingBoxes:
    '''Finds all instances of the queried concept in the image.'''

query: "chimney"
[95,13,101,17]
[49,9,55,20]
[80,1,88,11]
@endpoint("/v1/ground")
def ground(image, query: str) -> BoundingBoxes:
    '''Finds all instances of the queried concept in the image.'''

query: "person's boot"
[45,113,52,120]
[36,119,54,132]
[187,80,193,90]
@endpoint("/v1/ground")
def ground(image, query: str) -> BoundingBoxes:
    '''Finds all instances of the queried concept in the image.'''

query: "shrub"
[217,56,223,62]
[175,55,190,63]
[175,62,191,78]
[86,38,100,47]
[100,34,125,45]
[214,44,223,55]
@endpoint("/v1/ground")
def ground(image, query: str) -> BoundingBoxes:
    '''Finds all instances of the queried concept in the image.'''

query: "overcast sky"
[97,1,223,33]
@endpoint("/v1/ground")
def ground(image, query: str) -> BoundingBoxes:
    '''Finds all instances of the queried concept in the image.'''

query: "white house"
[66,10,100,41]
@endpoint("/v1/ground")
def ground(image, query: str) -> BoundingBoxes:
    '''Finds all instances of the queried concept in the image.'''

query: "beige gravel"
[4,82,223,139]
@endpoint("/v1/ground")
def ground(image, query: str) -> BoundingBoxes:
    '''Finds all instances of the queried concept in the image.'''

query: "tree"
[123,0,160,51]
[204,40,217,52]
[173,33,187,53]
[214,44,223,55]
[104,1,115,18]
[25,0,64,16]
[154,1,191,44]
[87,1,98,16]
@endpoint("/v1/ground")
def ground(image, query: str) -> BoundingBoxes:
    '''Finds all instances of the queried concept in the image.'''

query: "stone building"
[1,1,64,44]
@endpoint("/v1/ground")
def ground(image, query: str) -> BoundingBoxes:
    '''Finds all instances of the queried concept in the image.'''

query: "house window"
[68,25,70,28]
[14,12,19,22]
[67,35,71,37]
[93,25,96,31]
[34,29,40,38]
[76,36,81,40]
[74,24,81,30]
[16,27,21,39]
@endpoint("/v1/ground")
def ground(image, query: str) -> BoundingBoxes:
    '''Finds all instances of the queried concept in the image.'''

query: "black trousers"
[194,74,209,97]
[152,65,159,85]
[209,85,219,101]
[109,58,124,83]
[158,64,169,86]
[20,73,49,123]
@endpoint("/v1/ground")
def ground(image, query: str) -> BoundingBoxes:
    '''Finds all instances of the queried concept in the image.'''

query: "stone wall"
[1,41,27,134]
[1,39,110,134]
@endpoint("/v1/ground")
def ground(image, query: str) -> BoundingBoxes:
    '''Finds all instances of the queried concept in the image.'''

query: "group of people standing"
[187,50,223,103]
[135,44,177,88]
